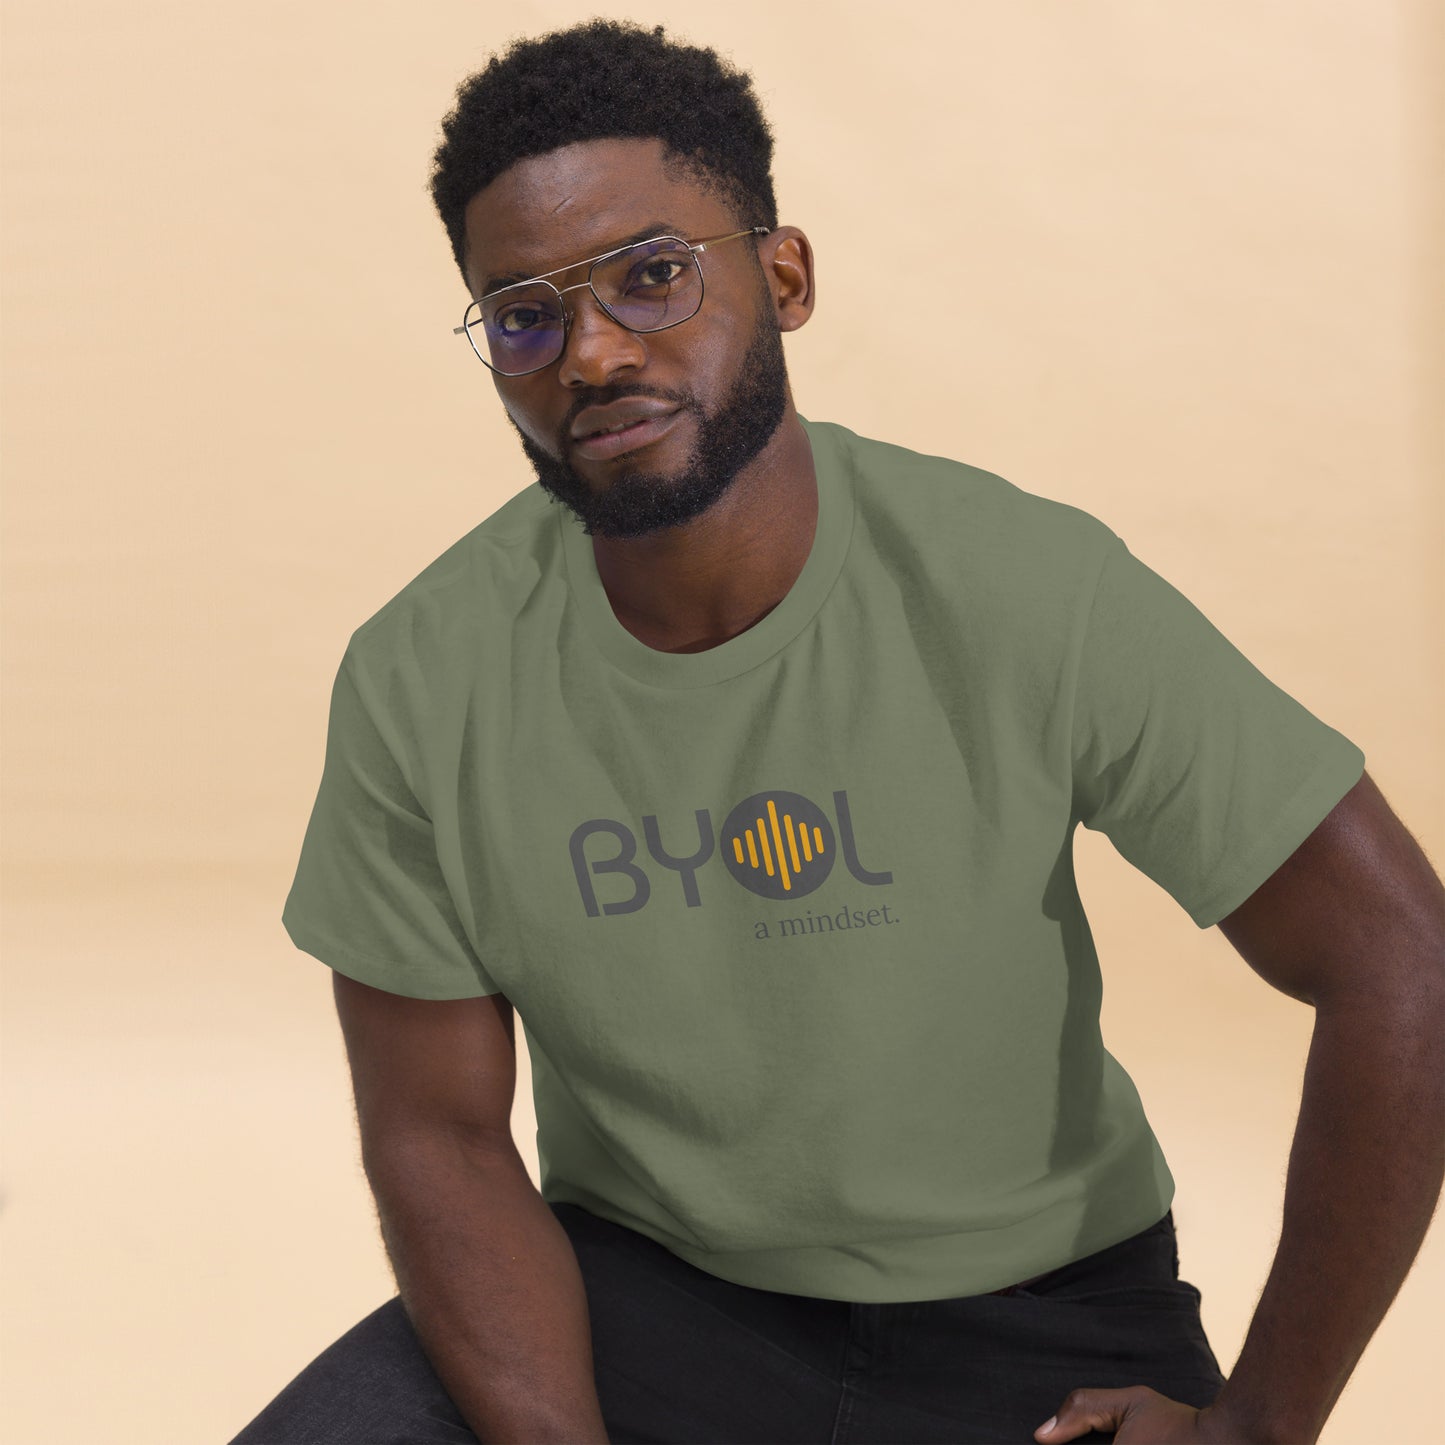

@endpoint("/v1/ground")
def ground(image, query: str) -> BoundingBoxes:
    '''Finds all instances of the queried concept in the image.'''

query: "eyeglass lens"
[463,237,702,374]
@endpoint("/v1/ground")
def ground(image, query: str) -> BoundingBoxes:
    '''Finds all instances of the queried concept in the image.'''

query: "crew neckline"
[557,414,856,689]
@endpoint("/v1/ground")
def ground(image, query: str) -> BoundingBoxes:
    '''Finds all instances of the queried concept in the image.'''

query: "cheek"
[496,394,540,444]
[701,291,766,376]
[666,312,740,393]
[496,381,540,426]
[702,285,756,344]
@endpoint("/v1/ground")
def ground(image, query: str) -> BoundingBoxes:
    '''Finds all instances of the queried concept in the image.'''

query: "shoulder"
[806,415,1117,603]
[344,481,557,682]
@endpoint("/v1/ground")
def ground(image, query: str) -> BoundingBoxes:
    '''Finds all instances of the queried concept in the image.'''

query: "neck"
[590,405,817,654]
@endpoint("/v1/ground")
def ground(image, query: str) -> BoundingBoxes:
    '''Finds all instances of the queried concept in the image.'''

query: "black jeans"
[229,1201,1226,1445]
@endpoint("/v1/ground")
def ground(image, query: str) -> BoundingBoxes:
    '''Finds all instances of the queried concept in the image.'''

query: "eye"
[496,304,550,334]
[626,257,689,291]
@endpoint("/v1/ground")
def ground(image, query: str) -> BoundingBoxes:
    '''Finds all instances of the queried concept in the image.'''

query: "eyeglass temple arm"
[693,225,771,252]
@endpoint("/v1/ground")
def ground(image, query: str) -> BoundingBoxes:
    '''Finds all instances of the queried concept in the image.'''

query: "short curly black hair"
[428,18,779,291]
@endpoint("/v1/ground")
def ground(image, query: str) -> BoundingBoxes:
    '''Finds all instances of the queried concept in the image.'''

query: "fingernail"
[1038,1418,1057,1436]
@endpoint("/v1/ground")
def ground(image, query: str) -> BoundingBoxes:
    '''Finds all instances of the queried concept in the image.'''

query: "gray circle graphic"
[720,790,835,899]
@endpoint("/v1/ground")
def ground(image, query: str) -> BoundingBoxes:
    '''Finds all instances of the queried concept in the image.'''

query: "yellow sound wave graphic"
[729,798,826,893]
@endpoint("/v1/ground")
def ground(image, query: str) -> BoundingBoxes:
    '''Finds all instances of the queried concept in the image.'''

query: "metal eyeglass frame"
[452,225,771,376]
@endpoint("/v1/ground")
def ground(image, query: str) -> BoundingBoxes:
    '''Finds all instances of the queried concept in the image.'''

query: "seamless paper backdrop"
[2,2,1441,1443]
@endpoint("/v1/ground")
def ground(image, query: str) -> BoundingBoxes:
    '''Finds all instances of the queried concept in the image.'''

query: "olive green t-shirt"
[282,414,1364,1302]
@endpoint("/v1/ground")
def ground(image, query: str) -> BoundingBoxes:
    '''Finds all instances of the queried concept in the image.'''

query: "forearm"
[368,1131,611,1445]
[1209,990,1445,1444]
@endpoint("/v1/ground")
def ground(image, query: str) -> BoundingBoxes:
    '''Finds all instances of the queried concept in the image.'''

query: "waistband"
[985,1208,1174,1296]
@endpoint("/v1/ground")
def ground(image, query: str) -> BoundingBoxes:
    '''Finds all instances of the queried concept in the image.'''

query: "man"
[231,19,1445,1445]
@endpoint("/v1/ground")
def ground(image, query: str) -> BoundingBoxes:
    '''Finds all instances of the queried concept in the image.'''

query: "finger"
[1035,1386,1139,1441]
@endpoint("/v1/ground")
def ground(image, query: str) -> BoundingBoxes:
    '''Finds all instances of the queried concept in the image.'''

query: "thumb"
[1034,1387,1138,1441]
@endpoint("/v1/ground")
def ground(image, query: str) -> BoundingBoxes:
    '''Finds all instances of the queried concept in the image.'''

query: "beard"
[503,299,791,540]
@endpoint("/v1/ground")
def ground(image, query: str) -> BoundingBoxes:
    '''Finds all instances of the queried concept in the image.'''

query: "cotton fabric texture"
[281,415,1365,1302]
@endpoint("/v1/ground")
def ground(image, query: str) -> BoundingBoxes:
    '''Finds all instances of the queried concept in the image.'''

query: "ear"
[761,226,815,332]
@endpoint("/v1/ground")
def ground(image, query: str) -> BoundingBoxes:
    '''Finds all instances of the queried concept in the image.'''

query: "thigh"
[227,1296,477,1445]
[553,1200,846,1445]
[835,1211,1227,1445]
[228,1203,851,1445]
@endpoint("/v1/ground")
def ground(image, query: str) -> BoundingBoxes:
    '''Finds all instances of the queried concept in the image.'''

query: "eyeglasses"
[452,226,770,377]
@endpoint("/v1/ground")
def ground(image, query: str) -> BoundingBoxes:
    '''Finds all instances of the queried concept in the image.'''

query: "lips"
[571,398,680,440]
[571,408,684,461]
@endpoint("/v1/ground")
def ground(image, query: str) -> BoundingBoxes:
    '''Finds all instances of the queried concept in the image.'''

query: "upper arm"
[330,970,519,1165]
[1216,769,1445,1008]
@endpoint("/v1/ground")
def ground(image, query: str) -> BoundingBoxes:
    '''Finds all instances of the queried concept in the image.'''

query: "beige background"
[3,1,1442,1442]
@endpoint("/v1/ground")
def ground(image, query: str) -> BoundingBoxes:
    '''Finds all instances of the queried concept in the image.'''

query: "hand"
[1035,1387,1257,1443]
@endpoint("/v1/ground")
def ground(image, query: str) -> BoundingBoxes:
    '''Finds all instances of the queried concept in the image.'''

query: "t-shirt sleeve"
[281,645,503,999]
[1069,531,1366,930]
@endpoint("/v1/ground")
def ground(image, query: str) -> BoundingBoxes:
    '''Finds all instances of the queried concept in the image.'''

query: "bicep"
[1216,769,1445,1008]
[331,969,519,1165]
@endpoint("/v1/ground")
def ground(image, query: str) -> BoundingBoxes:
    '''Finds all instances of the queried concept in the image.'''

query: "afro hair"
[428,18,780,290]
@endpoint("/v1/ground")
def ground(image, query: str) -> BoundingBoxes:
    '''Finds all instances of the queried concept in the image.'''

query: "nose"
[555,286,649,389]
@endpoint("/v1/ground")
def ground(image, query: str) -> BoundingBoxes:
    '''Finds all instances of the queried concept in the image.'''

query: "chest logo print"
[569,788,892,916]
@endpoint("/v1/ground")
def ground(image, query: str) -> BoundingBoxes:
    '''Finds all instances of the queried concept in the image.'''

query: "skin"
[460,136,817,654]
[459,134,1445,1445]
[1033,768,1445,1444]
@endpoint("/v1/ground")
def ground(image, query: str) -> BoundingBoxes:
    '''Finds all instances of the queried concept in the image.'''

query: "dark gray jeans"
[229,1202,1226,1444]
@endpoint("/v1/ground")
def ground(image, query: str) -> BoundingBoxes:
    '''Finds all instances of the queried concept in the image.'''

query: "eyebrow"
[480,221,688,297]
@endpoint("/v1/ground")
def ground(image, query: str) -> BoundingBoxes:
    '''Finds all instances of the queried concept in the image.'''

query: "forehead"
[462,136,733,297]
